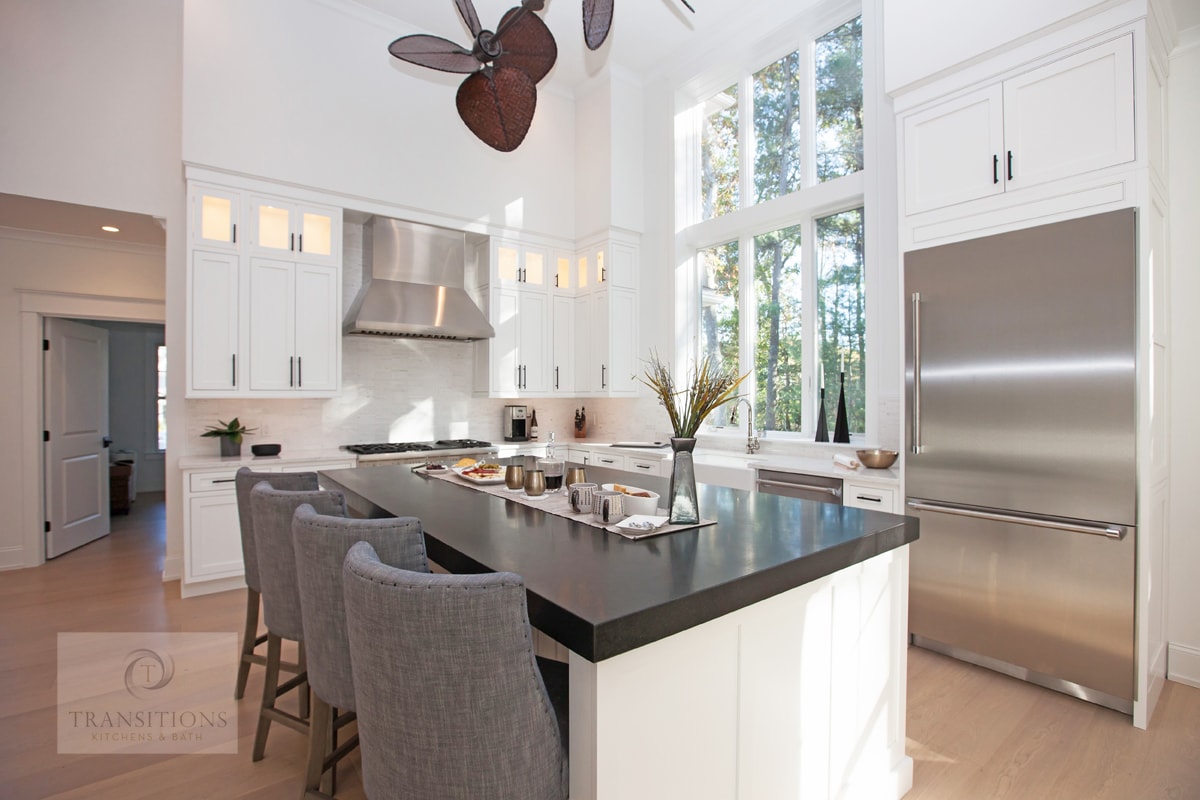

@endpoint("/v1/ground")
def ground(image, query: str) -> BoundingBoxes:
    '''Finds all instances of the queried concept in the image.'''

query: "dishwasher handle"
[757,479,843,499]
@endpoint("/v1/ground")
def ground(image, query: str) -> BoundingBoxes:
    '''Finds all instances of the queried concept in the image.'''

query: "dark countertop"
[319,463,918,663]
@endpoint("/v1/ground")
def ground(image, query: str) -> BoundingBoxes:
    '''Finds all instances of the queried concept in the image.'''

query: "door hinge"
[43,430,49,442]
[44,521,51,533]
[43,339,49,351]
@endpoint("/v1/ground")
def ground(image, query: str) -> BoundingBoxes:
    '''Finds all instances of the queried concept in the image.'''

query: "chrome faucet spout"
[733,398,760,454]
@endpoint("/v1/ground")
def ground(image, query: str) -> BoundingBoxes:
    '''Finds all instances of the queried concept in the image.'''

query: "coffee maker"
[502,405,529,442]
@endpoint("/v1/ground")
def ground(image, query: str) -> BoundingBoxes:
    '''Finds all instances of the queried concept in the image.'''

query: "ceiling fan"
[388,0,557,152]
[388,0,697,151]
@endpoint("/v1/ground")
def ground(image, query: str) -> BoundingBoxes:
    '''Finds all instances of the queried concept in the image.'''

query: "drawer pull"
[635,464,651,470]
[212,478,236,484]
[855,494,882,503]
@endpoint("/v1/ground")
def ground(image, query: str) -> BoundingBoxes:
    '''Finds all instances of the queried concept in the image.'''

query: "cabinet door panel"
[609,242,637,289]
[294,264,340,391]
[573,294,597,394]
[191,187,240,250]
[594,292,611,391]
[1003,35,1134,189]
[189,250,240,393]
[903,85,1004,214]
[187,494,242,579]
[607,289,638,396]
[493,287,521,395]
[248,258,296,391]
[551,294,575,394]
[519,290,550,394]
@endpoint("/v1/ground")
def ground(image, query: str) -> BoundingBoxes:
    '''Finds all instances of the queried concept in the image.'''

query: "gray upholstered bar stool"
[249,483,347,762]
[292,506,431,799]
[233,468,319,701]
[342,541,569,800]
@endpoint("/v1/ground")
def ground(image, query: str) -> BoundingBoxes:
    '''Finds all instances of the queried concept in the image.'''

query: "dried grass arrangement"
[640,352,747,439]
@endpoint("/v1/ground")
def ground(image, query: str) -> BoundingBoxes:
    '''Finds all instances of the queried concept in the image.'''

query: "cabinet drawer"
[627,456,665,477]
[590,452,626,470]
[844,483,899,513]
[189,470,240,492]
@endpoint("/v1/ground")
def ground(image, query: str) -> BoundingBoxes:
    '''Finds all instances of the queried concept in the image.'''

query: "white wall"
[0,232,167,567]
[882,0,1106,92]
[181,0,577,240]
[1166,27,1200,686]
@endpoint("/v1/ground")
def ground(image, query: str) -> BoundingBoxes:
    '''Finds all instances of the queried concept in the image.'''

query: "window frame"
[674,1,868,443]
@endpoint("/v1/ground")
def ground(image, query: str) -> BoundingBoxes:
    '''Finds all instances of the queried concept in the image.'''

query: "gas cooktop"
[343,439,493,455]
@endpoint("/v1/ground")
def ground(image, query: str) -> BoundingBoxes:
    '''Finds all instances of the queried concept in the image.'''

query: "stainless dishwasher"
[755,469,843,504]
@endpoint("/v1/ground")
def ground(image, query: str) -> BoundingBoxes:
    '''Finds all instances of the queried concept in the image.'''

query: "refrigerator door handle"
[910,292,923,454]
[906,499,1126,539]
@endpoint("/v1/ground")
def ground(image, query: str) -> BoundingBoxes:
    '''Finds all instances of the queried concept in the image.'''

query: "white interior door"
[45,318,110,558]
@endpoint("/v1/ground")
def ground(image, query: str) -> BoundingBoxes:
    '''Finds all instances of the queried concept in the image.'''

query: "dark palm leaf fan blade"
[493,7,557,83]
[582,0,614,51]
[454,0,482,36]
[388,34,480,74]
[457,65,538,152]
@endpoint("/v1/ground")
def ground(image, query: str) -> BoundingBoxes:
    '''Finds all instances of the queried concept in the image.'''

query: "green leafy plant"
[200,418,256,445]
[640,351,747,439]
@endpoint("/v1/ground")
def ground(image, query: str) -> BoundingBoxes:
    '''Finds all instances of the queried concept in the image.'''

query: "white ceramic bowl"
[602,483,661,516]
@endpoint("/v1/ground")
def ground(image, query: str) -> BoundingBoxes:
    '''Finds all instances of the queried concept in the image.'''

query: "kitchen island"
[320,464,918,800]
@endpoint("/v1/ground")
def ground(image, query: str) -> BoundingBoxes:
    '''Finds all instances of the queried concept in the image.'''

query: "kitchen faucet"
[731,398,760,454]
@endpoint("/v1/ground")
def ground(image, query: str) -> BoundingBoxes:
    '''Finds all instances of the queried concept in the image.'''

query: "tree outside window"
[689,14,865,438]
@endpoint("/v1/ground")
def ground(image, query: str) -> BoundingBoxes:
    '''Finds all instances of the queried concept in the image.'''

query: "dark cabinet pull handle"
[231,354,237,387]
[601,267,607,282]
[213,478,236,484]
[855,494,883,503]
[289,356,295,387]
[290,232,295,251]
[601,364,607,388]
[1007,150,1014,181]
[555,366,559,390]
[993,154,999,184]
[232,224,237,244]
[297,356,302,387]
[298,233,303,253]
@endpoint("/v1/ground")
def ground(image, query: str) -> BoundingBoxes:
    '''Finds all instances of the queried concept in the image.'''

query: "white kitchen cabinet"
[190,184,241,251]
[844,482,900,513]
[551,293,575,394]
[188,250,241,393]
[182,456,355,597]
[567,447,591,465]
[185,177,343,399]
[627,456,666,478]
[247,258,340,394]
[248,195,340,267]
[575,287,639,397]
[494,239,549,290]
[486,284,549,396]
[903,34,1134,216]
[589,451,627,471]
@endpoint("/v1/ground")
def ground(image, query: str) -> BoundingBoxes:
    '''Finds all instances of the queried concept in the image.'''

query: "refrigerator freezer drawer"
[908,502,1135,704]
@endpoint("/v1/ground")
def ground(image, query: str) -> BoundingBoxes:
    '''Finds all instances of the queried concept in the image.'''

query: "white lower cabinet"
[589,451,627,471]
[627,456,666,478]
[181,457,355,597]
[843,481,900,513]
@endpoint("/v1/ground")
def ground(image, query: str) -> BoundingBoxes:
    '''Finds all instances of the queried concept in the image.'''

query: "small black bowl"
[251,443,282,457]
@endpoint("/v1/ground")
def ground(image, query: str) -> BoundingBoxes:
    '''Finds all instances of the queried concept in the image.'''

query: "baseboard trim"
[1167,643,1200,689]
[162,555,182,582]
[0,545,26,571]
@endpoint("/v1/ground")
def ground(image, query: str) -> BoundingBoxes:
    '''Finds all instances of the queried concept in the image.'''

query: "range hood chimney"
[344,216,494,341]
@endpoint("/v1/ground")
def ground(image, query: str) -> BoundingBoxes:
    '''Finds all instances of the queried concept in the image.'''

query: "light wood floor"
[2,495,1198,799]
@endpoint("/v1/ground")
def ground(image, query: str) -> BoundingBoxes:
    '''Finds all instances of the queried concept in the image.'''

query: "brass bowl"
[856,449,898,469]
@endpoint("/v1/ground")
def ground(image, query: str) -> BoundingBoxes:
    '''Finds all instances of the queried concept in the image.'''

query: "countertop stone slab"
[320,463,917,662]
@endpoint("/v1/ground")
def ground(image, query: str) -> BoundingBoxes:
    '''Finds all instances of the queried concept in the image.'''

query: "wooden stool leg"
[297,640,310,720]
[252,633,281,762]
[235,588,261,700]
[304,695,332,796]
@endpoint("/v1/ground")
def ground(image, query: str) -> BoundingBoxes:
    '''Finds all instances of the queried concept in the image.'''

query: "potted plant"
[201,418,256,458]
[640,352,746,524]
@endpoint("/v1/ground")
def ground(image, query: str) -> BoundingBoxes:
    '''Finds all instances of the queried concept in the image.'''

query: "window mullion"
[803,216,819,436]
[739,75,754,211]
[740,230,755,436]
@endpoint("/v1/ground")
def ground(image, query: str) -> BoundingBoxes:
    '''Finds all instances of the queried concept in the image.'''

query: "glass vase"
[668,437,700,525]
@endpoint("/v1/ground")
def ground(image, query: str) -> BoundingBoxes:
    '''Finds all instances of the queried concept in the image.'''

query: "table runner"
[419,468,717,540]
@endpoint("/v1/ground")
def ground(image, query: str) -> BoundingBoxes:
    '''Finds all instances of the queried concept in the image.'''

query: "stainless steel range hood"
[344,216,494,341]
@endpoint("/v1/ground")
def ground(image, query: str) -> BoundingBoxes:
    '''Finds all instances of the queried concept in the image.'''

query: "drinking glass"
[538,458,565,493]
[504,464,525,491]
[523,469,546,497]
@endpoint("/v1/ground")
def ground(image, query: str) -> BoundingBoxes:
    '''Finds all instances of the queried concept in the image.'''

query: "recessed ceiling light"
[101,225,120,233]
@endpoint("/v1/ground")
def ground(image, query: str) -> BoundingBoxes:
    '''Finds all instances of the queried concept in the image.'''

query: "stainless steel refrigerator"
[904,208,1137,714]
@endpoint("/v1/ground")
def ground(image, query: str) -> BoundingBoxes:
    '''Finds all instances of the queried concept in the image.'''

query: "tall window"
[685,12,865,438]
[156,345,167,451]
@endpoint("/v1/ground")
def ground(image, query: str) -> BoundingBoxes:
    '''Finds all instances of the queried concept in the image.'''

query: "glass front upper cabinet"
[250,197,338,263]
[191,186,241,250]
